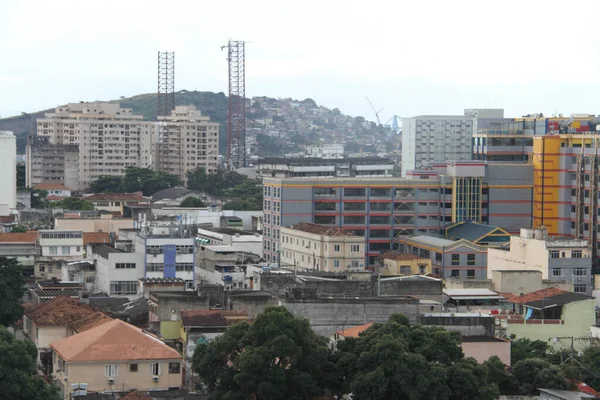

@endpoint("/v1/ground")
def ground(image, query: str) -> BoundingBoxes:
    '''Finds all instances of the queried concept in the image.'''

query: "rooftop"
[517,289,593,309]
[259,156,392,165]
[444,289,505,300]
[400,235,456,247]
[139,277,185,284]
[446,221,508,242]
[119,392,153,400]
[379,251,425,261]
[33,182,72,191]
[33,288,81,298]
[84,192,146,202]
[0,232,38,243]
[461,336,509,343]
[92,244,124,258]
[336,322,374,338]
[50,319,181,362]
[151,186,203,201]
[83,232,110,245]
[181,310,248,328]
[539,388,599,400]
[201,227,256,236]
[508,288,577,304]
[25,296,111,329]
[287,222,355,237]
[198,244,239,252]
[38,279,83,288]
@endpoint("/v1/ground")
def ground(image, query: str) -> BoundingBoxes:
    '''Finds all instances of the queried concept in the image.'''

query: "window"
[574,284,587,293]
[344,188,366,197]
[105,364,118,377]
[450,269,460,277]
[574,268,587,276]
[572,250,583,258]
[150,362,160,376]
[129,364,138,372]
[109,281,137,296]
[168,362,181,374]
[185,280,195,290]
[39,264,45,272]
[435,253,442,262]
[351,244,360,253]
[49,246,58,255]
[343,216,365,224]
[451,254,460,266]
[334,245,340,252]
[418,265,427,274]
[552,268,562,277]
[115,263,136,269]
[334,260,340,268]
[467,254,475,266]
[62,246,70,255]
[549,250,559,259]
[466,269,476,279]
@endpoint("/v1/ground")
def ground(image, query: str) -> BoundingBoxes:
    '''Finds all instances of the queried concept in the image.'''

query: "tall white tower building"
[0,131,17,212]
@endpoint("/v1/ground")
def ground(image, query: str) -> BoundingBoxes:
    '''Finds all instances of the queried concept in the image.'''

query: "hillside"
[0,90,394,156]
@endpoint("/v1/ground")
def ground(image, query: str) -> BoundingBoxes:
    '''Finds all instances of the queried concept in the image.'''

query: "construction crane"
[366,97,383,126]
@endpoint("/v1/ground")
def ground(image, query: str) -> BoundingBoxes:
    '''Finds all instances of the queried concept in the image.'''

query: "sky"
[1,0,600,123]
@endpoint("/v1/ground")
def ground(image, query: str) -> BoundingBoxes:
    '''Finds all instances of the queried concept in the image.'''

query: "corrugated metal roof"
[406,235,456,247]
[444,289,501,297]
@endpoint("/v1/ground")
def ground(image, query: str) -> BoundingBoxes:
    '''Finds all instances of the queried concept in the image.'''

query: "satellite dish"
[596,124,600,132]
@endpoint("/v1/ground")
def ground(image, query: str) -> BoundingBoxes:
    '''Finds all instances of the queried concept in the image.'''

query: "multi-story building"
[257,157,395,179]
[279,222,365,272]
[401,115,475,176]
[0,131,16,211]
[36,102,155,190]
[195,227,263,257]
[378,252,432,276]
[26,136,80,190]
[263,161,533,266]
[488,227,592,295]
[36,103,220,189]
[91,244,145,299]
[35,230,85,281]
[156,106,220,184]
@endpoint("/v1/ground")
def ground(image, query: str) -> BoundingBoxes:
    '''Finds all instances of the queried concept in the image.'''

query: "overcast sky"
[1,0,599,122]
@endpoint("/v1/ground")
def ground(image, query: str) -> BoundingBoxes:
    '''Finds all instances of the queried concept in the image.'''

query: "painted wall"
[461,339,511,366]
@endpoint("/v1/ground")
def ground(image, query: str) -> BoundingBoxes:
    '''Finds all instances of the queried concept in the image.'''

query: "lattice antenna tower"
[222,41,246,169]
[157,51,175,118]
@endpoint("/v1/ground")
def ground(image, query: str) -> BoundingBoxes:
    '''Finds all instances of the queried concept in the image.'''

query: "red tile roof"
[46,195,65,201]
[84,192,145,202]
[51,319,182,362]
[83,232,110,245]
[0,215,15,223]
[120,392,153,400]
[288,222,355,237]
[0,232,38,243]
[508,288,570,304]
[25,296,111,329]
[181,310,248,327]
[34,183,72,191]
[578,382,600,396]
[380,251,424,261]
[336,322,374,338]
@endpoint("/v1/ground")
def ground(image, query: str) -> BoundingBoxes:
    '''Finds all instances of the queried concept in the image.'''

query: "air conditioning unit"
[108,377,115,384]
[152,376,160,382]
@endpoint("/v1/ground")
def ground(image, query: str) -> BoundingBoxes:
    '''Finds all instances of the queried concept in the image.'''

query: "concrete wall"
[281,297,420,336]
[55,218,134,233]
[461,339,511,366]
[153,295,209,322]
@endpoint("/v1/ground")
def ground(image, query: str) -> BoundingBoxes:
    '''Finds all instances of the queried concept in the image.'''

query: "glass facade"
[453,177,482,223]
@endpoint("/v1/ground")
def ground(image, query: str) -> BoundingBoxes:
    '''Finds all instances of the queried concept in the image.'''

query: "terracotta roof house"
[83,232,110,246]
[336,322,374,338]
[51,319,183,396]
[82,192,148,214]
[33,183,73,199]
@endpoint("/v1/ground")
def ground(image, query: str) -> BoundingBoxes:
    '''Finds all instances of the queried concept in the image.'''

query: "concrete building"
[91,244,144,299]
[460,336,511,366]
[0,231,38,277]
[377,251,432,276]
[83,192,147,214]
[195,244,248,288]
[195,227,263,257]
[35,230,85,281]
[488,228,592,295]
[26,136,80,190]
[33,183,72,198]
[280,222,365,272]
[55,214,134,233]
[155,106,220,184]
[262,161,533,266]
[0,131,16,211]
[401,115,475,175]
[304,143,345,159]
[257,157,395,179]
[50,319,183,396]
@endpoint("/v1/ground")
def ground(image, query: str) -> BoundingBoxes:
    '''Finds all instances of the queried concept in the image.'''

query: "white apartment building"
[195,227,263,257]
[36,103,219,189]
[0,131,16,212]
[35,230,85,281]
[279,222,365,272]
[156,106,220,184]
[91,244,145,299]
[401,115,475,176]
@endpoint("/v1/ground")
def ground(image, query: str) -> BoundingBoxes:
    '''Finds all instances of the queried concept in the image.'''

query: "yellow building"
[378,251,432,276]
[51,319,183,396]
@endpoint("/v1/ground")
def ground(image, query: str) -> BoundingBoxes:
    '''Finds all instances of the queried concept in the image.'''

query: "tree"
[0,257,26,327]
[576,346,600,390]
[511,337,550,365]
[179,197,206,208]
[16,164,26,188]
[52,197,94,211]
[483,356,520,395]
[30,189,48,209]
[193,307,334,399]
[10,226,27,233]
[0,327,61,400]
[89,175,123,193]
[512,358,572,395]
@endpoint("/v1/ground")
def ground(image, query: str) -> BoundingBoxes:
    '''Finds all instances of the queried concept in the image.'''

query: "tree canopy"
[30,189,49,209]
[52,197,94,211]
[179,196,206,208]
[0,257,26,327]
[186,168,263,210]
[88,167,181,196]
[0,327,61,400]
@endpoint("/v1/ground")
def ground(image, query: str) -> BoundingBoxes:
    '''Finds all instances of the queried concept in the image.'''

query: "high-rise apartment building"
[26,136,80,190]
[257,157,395,179]
[0,131,16,211]
[156,106,219,185]
[262,162,533,268]
[401,115,475,176]
[35,103,219,190]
